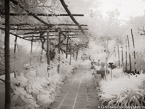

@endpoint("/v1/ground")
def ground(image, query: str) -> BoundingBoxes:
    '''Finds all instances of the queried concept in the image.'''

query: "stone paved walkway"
[50,65,100,109]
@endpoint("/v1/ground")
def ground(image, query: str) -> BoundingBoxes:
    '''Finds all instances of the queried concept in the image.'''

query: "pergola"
[0,0,88,108]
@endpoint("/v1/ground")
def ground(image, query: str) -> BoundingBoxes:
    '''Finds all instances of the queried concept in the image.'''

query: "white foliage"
[99,70,145,102]
[11,57,77,108]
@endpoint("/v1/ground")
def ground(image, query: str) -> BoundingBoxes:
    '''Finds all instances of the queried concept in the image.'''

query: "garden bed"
[93,68,145,108]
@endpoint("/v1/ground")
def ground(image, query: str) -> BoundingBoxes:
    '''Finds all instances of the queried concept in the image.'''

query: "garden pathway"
[50,64,100,109]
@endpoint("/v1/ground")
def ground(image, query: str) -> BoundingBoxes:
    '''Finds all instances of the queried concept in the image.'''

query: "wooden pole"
[131,29,137,73]
[76,48,79,61]
[69,44,72,65]
[47,31,50,73]
[121,46,124,67]
[40,47,43,63]
[1,12,84,16]
[66,37,69,58]
[5,0,11,108]
[58,32,61,54]
[14,36,17,59]
[114,46,117,65]
[117,44,120,67]
[30,37,33,65]
[57,32,61,73]
[3,23,87,27]
[13,36,17,78]
[73,47,75,58]
[125,44,128,71]
[60,0,85,34]
[127,35,132,71]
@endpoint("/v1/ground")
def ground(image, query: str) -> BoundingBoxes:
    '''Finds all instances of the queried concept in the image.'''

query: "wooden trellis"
[0,0,89,108]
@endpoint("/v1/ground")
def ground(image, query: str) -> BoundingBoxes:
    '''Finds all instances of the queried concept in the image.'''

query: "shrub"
[99,71,145,107]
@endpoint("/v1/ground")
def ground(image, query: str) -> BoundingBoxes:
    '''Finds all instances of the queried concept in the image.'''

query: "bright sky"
[68,0,145,21]
[93,0,145,20]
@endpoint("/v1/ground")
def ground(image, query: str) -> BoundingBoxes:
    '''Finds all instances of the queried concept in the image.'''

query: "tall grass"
[99,69,145,107]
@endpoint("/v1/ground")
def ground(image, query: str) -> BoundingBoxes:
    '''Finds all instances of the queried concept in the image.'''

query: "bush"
[99,71,145,107]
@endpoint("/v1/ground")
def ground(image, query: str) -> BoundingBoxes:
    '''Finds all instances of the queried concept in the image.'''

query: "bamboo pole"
[69,44,72,65]
[76,48,79,61]
[57,32,61,73]
[117,44,120,67]
[73,47,75,58]
[125,44,128,71]
[5,0,11,108]
[5,27,88,31]
[47,31,50,73]
[40,46,43,63]
[66,37,69,58]
[59,0,85,34]
[1,12,84,16]
[127,35,132,71]
[114,46,117,65]
[14,36,17,58]
[30,37,33,65]
[121,46,124,68]
[131,29,137,73]
[13,36,17,78]
[3,23,87,27]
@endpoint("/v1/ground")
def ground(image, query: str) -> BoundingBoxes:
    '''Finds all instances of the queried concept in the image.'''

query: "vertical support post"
[125,44,128,71]
[66,37,69,58]
[114,46,116,64]
[69,44,72,65]
[47,31,50,73]
[14,37,17,59]
[127,35,132,71]
[131,29,136,73]
[117,44,120,67]
[30,37,33,65]
[5,0,11,108]
[40,46,43,63]
[57,31,61,73]
[76,47,79,61]
[13,36,17,78]
[73,47,75,58]
[121,46,124,68]
[58,32,61,54]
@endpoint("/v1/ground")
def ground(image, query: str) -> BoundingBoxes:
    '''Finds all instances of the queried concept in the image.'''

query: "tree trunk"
[5,0,11,108]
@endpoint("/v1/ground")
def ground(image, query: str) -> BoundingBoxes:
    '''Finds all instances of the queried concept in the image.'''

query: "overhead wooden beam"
[0,12,84,17]
[23,30,86,35]
[60,0,85,34]
[0,27,34,41]
[2,23,87,27]
[0,27,88,31]
[23,35,78,39]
